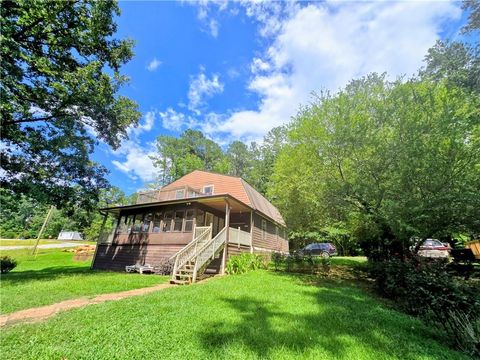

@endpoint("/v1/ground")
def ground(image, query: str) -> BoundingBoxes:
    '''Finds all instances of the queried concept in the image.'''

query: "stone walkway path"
[0,242,88,251]
[0,283,174,327]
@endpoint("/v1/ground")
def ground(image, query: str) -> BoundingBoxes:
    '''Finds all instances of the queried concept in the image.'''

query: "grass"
[0,239,97,246]
[0,248,168,314]
[1,270,468,360]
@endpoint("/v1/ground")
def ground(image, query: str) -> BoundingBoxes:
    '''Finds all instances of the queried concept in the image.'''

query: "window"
[142,213,152,232]
[196,209,205,227]
[187,190,197,198]
[203,185,214,196]
[261,219,267,240]
[184,209,194,232]
[163,212,173,232]
[175,189,185,199]
[152,212,162,233]
[173,211,184,231]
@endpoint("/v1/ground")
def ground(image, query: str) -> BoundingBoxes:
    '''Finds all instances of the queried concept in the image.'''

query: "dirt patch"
[0,283,173,327]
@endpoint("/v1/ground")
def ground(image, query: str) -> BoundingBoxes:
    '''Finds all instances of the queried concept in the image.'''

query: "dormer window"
[203,185,214,196]
[175,189,185,199]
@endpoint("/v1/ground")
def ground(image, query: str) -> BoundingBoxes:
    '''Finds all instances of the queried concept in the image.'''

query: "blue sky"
[92,1,466,195]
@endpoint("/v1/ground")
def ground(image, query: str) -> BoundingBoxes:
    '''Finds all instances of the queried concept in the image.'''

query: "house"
[92,170,289,283]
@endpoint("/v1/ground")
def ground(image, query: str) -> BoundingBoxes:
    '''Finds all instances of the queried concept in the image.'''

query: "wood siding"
[92,243,183,271]
[251,213,289,253]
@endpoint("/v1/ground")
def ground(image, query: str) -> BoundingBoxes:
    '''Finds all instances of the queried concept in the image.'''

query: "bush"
[272,252,331,276]
[226,253,268,275]
[156,258,174,275]
[0,256,18,273]
[370,257,480,356]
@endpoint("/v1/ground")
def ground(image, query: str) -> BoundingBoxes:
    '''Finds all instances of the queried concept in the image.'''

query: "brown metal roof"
[163,170,286,226]
[101,170,286,227]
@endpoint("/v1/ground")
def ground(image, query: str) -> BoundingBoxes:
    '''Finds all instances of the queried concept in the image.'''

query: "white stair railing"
[171,225,212,279]
[192,226,227,282]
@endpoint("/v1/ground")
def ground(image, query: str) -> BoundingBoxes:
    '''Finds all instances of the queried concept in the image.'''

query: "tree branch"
[2,115,57,126]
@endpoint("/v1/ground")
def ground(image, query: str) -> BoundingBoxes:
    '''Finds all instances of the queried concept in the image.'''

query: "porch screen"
[132,214,143,233]
[173,211,184,231]
[163,212,173,232]
[143,213,152,232]
[196,209,205,227]
[185,209,194,232]
[152,212,161,233]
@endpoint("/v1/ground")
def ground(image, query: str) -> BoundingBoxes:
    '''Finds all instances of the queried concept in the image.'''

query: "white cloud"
[188,68,224,114]
[202,1,461,139]
[159,108,193,132]
[146,57,162,71]
[111,111,158,182]
[208,19,219,37]
[128,111,155,136]
[111,140,157,182]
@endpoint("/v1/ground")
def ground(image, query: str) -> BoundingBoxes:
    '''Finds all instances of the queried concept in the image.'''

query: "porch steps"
[171,226,227,284]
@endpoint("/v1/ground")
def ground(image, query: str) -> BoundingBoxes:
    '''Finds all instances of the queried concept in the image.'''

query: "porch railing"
[228,227,251,248]
[98,228,115,244]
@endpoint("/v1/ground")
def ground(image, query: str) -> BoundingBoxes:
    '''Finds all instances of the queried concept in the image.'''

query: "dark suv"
[298,243,337,257]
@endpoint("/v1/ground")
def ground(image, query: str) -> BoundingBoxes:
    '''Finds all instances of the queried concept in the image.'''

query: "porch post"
[250,211,254,253]
[220,199,230,275]
[91,211,109,269]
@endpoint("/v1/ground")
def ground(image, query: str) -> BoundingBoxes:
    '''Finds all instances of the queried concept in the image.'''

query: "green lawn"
[0,248,168,314]
[1,270,467,360]
[0,239,97,246]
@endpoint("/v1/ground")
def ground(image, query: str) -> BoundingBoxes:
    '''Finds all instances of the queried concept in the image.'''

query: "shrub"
[279,253,331,275]
[271,252,285,271]
[370,257,480,356]
[156,258,174,275]
[226,253,267,275]
[0,256,18,273]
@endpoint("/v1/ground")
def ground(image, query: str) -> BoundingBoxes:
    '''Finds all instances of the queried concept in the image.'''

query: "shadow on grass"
[197,272,451,359]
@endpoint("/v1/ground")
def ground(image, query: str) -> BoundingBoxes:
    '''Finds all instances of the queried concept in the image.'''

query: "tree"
[270,75,480,259]
[421,1,479,93]
[0,0,140,210]
[226,141,251,177]
[152,129,227,182]
[247,126,287,194]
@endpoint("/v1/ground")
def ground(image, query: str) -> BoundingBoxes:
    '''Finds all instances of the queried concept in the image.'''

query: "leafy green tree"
[421,1,479,93]
[0,0,140,210]
[152,129,227,182]
[226,141,251,177]
[247,126,287,195]
[270,75,480,259]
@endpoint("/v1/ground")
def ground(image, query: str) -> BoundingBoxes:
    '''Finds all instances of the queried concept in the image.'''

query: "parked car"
[416,239,451,258]
[297,243,337,257]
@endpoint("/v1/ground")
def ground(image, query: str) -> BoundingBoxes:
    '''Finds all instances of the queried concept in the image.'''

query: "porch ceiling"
[100,194,251,216]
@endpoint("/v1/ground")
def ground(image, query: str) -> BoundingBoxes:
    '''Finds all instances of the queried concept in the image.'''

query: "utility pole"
[32,205,55,256]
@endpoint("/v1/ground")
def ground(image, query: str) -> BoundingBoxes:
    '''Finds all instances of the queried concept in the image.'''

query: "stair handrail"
[192,226,227,282]
[171,225,212,276]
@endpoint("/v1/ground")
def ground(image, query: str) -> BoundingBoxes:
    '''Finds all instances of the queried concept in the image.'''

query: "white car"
[417,239,450,258]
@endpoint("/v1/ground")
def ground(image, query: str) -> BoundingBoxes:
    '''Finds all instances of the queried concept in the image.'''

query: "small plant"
[0,256,17,273]
[156,258,174,275]
[271,252,285,271]
[226,253,267,275]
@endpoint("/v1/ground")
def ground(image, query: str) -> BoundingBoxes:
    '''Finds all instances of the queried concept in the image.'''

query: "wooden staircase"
[170,225,227,285]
